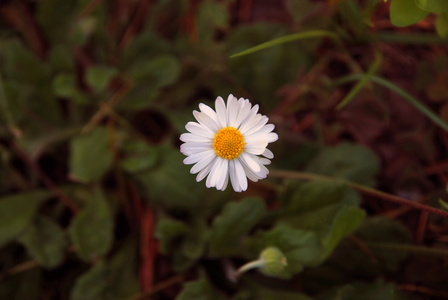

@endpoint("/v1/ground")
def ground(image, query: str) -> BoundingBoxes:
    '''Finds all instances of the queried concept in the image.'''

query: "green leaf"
[311,217,413,283]
[196,1,228,43]
[52,73,77,97]
[120,141,158,173]
[69,188,113,261]
[415,0,448,12]
[0,190,52,247]
[436,13,448,37]
[70,262,109,300]
[306,142,379,187]
[320,206,365,259]
[209,198,266,256]
[255,224,322,277]
[334,74,448,132]
[69,127,113,183]
[176,276,228,300]
[127,54,180,87]
[230,30,338,58]
[390,0,429,27]
[52,73,88,104]
[155,218,190,254]
[85,66,117,92]
[18,215,68,268]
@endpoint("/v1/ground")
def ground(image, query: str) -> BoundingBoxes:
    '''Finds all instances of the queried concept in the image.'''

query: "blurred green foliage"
[0,0,447,299]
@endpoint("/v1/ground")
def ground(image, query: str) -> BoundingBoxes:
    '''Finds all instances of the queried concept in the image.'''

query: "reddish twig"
[10,141,79,214]
[270,170,448,218]
[140,208,157,296]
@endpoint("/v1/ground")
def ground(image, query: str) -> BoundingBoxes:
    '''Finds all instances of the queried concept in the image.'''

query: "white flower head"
[180,94,278,192]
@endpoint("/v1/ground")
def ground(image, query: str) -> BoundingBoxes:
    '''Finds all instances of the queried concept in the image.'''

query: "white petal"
[193,110,220,132]
[199,103,219,124]
[206,158,222,188]
[191,153,216,174]
[216,159,229,190]
[259,157,271,165]
[220,171,229,191]
[262,148,274,159]
[242,116,269,136]
[234,99,252,128]
[215,96,227,128]
[234,159,248,191]
[196,162,213,182]
[244,142,268,155]
[183,150,214,165]
[227,95,239,128]
[238,105,259,131]
[180,142,212,156]
[240,152,261,173]
[240,114,262,135]
[180,133,212,143]
[185,122,214,138]
[240,161,260,182]
[229,160,241,192]
[267,132,278,143]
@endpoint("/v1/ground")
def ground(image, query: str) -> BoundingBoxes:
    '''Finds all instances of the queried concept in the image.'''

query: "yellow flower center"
[213,127,245,160]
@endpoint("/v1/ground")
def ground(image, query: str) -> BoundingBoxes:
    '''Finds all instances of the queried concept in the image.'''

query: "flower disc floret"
[180,94,278,192]
[213,127,245,160]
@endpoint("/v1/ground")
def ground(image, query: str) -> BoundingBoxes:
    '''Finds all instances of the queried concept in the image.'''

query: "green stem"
[236,259,265,276]
[333,74,448,132]
[366,242,448,257]
[269,170,448,218]
[230,30,340,58]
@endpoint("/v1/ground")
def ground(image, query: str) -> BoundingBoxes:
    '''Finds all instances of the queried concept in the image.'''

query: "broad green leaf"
[69,188,113,261]
[175,276,228,300]
[52,73,88,104]
[70,262,109,300]
[209,198,266,256]
[18,215,68,268]
[69,127,113,183]
[120,141,158,173]
[415,0,448,12]
[306,142,379,187]
[285,181,360,215]
[52,73,77,97]
[127,54,180,87]
[0,190,52,247]
[155,218,190,254]
[390,0,429,27]
[308,217,413,286]
[436,13,448,37]
[255,224,323,277]
[85,66,117,92]
[36,0,77,43]
[320,206,365,259]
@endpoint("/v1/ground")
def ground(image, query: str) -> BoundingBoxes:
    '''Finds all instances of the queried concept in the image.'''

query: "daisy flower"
[180,94,278,192]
